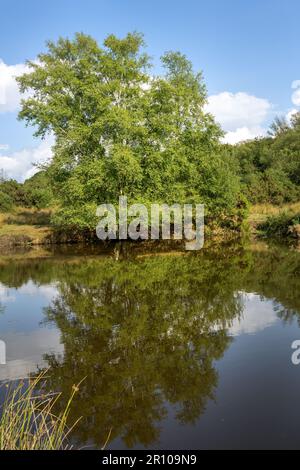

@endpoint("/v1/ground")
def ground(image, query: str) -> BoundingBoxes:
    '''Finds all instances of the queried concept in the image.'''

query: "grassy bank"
[0,208,52,247]
[249,202,300,239]
[0,206,242,248]
[0,208,96,247]
[1,203,300,248]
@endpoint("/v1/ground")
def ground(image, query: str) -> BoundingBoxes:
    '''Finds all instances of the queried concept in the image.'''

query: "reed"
[0,371,81,450]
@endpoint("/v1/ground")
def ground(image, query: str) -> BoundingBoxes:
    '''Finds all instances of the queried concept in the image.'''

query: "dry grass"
[0,371,81,450]
[0,223,50,238]
[249,202,300,227]
[4,207,51,226]
[0,208,52,245]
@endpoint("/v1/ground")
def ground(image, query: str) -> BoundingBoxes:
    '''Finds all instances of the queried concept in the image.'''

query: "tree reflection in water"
[1,242,300,448]
[41,247,244,448]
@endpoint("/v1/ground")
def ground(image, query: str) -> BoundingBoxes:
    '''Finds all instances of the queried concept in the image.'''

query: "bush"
[23,172,54,208]
[258,211,300,237]
[232,129,300,206]
[0,191,13,212]
[0,172,55,210]
[0,180,26,207]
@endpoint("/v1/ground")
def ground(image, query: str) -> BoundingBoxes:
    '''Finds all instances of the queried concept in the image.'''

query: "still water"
[0,241,300,449]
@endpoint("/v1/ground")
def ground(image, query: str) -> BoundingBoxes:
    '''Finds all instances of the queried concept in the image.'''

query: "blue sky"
[0,0,299,180]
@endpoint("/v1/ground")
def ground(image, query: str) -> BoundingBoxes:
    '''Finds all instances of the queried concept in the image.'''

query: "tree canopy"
[17,32,241,229]
[231,112,300,205]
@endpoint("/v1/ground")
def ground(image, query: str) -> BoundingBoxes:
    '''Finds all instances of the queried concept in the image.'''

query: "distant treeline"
[230,113,300,205]
[0,171,54,212]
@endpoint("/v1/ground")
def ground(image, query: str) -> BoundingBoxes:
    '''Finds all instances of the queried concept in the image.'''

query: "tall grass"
[250,201,300,216]
[0,371,81,450]
[249,202,300,237]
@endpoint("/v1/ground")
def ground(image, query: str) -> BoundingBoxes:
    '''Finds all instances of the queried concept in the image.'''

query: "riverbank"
[248,202,300,239]
[0,209,52,246]
[0,206,240,248]
[0,208,99,248]
[1,203,300,248]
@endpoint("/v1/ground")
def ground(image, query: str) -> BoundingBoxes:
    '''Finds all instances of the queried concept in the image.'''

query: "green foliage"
[0,172,54,210]
[3,32,297,231]
[258,211,300,237]
[267,115,289,137]
[0,179,26,207]
[23,171,54,208]
[0,190,13,212]
[232,113,300,205]
[17,32,241,230]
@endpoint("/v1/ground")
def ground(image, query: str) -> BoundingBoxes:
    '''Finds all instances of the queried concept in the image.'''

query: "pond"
[0,240,300,449]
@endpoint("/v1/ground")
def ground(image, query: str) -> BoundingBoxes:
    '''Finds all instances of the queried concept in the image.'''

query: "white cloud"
[291,80,300,107]
[0,59,53,181]
[286,108,298,124]
[0,280,57,304]
[206,91,272,144]
[223,126,267,145]
[0,329,63,381]
[292,80,300,89]
[0,59,30,113]
[0,135,54,181]
[286,81,300,122]
[206,92,271,130]
[0,284,16,303]
[229,293,278,336]
[292,89,300,107]
[17,281,58,301]
[0,144,9,151]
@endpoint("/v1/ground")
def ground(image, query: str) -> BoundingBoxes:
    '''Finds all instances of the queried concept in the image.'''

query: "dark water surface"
[0,241,300,449]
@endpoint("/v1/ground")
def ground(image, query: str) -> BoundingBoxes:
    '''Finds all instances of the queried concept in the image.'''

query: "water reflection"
[0,242,299,448]
[0,280,61,380]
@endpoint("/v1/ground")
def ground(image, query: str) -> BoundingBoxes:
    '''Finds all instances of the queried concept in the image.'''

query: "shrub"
[258,211,300,237]
[0,191,13,212]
